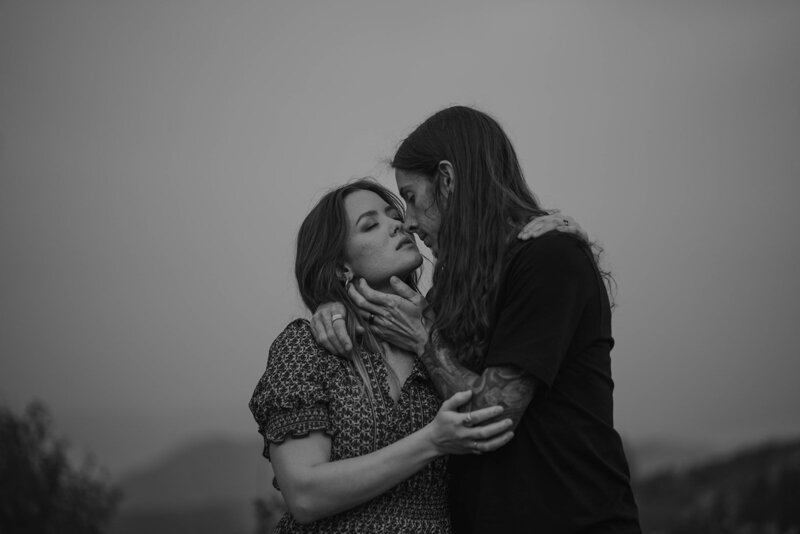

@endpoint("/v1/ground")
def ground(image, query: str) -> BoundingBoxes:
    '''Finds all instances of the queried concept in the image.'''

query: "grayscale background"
[2,1,799,532]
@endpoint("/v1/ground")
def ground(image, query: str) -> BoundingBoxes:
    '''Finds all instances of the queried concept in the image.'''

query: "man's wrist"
[414,316,430,356]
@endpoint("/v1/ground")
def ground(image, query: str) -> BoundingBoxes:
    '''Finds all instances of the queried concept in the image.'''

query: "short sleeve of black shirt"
[486,232,599,386]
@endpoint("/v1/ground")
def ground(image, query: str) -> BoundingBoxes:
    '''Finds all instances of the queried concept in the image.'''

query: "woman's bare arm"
[270,391,513,524]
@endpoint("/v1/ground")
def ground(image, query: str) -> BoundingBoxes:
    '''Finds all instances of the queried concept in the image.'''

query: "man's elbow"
[472,369,540,430]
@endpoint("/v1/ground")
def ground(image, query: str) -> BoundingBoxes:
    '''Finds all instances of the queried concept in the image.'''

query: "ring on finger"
[368,313,376,324]
[473,441,480,452]
[463,412,473,427]
[561,218,570,225]
[331,313,344,323]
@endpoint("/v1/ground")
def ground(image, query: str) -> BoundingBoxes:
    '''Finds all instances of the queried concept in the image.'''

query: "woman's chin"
[390,253,423,277]
[401,255,424,276]
[359,257,422,291]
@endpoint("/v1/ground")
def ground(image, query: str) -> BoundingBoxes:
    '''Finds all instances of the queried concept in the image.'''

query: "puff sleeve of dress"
[249,319,336,461]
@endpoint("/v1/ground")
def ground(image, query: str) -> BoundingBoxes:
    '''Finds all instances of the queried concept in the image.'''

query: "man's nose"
[402,214,417,233]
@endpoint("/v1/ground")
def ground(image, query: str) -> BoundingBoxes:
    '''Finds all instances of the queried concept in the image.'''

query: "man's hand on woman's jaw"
[309,277,429,356]
[347,277,429,356]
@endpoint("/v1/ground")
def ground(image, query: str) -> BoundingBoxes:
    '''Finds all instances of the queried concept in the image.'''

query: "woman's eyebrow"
[355,210,378,226]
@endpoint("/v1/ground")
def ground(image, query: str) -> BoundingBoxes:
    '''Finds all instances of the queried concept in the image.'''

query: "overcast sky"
[2,0,799,475]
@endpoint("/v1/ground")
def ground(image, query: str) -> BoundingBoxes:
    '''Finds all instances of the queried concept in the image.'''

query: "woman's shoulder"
[252,319,338,403]
[270,318,316,352]
[250,320,339,441]
[268,318,340,371]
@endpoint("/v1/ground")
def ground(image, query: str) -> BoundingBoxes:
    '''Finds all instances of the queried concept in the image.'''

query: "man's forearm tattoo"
[420,332,536,429]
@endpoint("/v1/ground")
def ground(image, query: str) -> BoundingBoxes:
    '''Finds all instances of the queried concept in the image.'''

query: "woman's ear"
[437,160,455,199]
[337,264,354,285]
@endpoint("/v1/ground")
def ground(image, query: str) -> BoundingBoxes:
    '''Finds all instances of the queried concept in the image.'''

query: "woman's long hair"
[295,178,419,399]
[392,106,547,370]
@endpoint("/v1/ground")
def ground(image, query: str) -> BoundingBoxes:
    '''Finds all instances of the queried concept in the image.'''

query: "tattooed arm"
[343,278,542,430]
[419,330,539,430]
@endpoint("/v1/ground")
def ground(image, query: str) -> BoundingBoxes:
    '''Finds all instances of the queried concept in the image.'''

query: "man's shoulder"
[507,232,590,270]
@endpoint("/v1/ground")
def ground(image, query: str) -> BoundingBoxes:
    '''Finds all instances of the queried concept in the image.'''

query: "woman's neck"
[380,340,415,359]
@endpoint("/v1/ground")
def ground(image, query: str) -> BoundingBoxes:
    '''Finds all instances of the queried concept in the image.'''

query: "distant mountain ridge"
[628,437,718,479]
[117,435,265,510]
[109,435,283,534]
[108,434,800,534]
[634,437,800,533]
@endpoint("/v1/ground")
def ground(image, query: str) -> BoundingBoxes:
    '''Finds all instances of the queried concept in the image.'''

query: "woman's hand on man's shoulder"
[518,212,587,242]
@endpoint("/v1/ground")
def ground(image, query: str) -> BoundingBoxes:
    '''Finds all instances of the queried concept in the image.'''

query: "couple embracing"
[249,106,641,533]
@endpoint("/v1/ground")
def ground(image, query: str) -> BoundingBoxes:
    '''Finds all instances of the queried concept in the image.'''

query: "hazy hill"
[107,434,800,534]
[109,435,284,534]
[627,438,717,480]
[634,438,800,534]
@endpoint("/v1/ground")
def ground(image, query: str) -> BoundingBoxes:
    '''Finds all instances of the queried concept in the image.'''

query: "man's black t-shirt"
[448,233,641,534]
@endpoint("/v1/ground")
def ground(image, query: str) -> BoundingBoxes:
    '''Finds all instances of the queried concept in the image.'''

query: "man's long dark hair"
[392,106,548,370]
[295,178,418,397]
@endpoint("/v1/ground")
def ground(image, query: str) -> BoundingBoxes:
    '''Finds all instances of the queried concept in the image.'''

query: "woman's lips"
[396,237,414,250]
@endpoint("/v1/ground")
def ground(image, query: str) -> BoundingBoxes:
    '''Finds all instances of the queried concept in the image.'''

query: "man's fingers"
[310,313,335,353]
[331,315,353,353]
[317,333,336,354]
[357,309,385,327]
[310,313,324,342]
[356,278,395,308]
[322,315,346,355]
[310,302,351,354]
[389,276,419,301]
[347,284,384,316]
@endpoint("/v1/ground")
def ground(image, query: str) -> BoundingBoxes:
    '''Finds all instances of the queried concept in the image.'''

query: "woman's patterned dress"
[249,319,450,533]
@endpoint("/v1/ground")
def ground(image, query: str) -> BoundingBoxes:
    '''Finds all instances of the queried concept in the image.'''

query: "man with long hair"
[314,106,640,533]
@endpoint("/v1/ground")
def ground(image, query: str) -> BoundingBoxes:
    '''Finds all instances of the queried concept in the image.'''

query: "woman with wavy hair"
[313,106,641,533]
[249,178,516,533]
